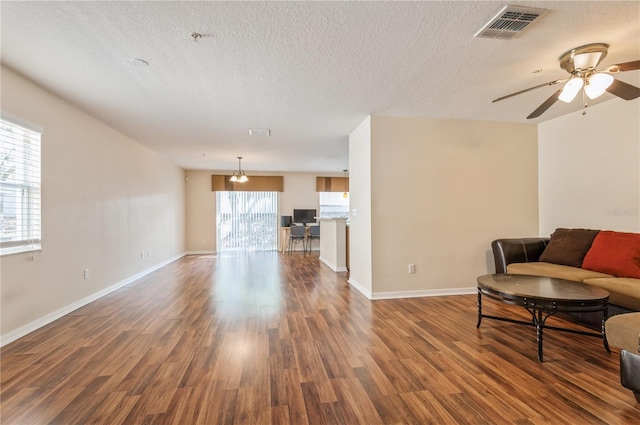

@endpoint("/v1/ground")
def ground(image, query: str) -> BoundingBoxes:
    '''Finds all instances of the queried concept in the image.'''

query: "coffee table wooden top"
[477,274,609,302]
[477,274,610,361]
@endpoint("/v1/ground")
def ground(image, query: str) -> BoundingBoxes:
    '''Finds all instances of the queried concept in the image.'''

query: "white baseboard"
[346,279,475,301]
[347,277,373,299]
[184,250,216,255]
[370,287,476,300]
[1,252,186,347]
[319,256,348,272]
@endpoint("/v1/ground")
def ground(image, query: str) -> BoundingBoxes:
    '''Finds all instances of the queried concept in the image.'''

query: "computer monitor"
[293,209,316,225]
[280,216,292,227]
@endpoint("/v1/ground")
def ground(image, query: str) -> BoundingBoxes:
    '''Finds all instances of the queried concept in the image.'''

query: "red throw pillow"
[582,231,640,278]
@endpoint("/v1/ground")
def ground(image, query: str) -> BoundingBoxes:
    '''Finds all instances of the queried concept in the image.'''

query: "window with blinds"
[216,191,278,252]
[0,118,41,255]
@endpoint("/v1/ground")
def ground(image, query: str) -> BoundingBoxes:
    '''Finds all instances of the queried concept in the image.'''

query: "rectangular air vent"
[248,128,271,137]
[475,5,549,39]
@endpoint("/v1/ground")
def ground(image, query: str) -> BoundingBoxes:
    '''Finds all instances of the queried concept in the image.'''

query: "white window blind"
[1,118,41,255]
[216,191,278,252]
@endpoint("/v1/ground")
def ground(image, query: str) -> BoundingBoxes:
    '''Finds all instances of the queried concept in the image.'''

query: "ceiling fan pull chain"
[582,87,588,115]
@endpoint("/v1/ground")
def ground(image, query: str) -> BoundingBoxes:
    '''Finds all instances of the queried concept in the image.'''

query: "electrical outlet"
[84,268,89,279]
[140,251,144,259]
[408,264,415,274]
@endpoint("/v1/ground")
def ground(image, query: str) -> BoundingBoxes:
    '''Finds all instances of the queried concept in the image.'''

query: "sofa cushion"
[605,312,640,352]
[582,231,640,279]
[538,228,600,267]
[583,278,640,311]
[506,262,612,282]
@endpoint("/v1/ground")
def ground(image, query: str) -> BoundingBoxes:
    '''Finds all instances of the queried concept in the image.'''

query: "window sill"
[1,244,42,257]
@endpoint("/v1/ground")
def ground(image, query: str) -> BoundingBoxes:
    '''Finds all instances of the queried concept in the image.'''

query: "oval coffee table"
[477,274,610,361]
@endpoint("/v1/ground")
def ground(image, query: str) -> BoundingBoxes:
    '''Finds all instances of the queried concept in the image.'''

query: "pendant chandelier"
[229,156,248,183]
[343,169,348,199]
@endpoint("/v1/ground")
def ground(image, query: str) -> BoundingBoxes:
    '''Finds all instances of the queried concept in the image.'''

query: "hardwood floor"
[2,252,639,424]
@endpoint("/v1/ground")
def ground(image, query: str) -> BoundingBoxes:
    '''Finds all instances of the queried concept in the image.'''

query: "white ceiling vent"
[248,128,271,137]
[475,5,549,39]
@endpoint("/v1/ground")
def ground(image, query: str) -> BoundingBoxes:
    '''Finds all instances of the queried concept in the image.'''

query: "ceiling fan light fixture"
[585,73,614,99]
[573,52,604,71]
[495,42,640,119]
[559,43,609,73]
[558,77,584,103]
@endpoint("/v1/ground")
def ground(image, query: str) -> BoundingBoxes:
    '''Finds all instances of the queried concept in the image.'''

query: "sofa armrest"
[491,238,550,274]
[620,350,640,401]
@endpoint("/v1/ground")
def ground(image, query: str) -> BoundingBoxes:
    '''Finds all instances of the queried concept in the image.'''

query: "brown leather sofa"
[491,234,640,401]
[491,236,639,316]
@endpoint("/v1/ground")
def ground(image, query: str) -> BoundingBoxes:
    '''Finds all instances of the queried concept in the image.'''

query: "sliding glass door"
[216,191,278,252]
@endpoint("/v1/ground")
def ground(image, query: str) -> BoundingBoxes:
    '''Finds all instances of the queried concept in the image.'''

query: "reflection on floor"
[1,252,638,424]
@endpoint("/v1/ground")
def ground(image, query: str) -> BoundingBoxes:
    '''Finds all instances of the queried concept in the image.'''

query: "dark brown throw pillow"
[538,228,600,268]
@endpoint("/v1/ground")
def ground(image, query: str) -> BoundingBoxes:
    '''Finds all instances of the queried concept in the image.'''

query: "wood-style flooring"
[1,252,639,424]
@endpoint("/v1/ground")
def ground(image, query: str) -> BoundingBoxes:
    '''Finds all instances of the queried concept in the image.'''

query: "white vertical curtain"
[216,191,278,252]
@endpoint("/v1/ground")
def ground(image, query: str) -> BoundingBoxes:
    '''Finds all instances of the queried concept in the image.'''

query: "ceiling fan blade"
[492,79,566,103]
[526,89,562,119]
[602,60,640,73]
[606,78,640,100]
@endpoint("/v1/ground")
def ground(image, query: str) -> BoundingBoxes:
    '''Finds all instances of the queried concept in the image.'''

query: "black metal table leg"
[536,309,544,362]
[476,289,482,328]
[602,309,611,353]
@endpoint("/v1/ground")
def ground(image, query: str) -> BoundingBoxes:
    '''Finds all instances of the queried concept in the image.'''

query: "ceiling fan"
[493,43,640,119]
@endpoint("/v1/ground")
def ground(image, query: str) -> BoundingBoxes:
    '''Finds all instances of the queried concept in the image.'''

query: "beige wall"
[369,116,538,295]
[539,99,640,234]
[184,170,339,252]
[347,116,372,296]
[185,170,216,253]
[280,173,321,224]
[0,66,186,341]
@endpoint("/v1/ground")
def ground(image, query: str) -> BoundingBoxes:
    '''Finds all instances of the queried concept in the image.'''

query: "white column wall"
[347,117,373,297]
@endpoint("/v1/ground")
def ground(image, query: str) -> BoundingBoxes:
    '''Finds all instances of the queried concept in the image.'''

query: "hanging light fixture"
[342,169,349,199]
[558,77,584,103]
[229,156,249,183]
[584,72,614,99]
[557,71,614,105]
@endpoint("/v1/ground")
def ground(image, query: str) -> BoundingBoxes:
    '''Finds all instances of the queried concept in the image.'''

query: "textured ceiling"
[1,1,639,172]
